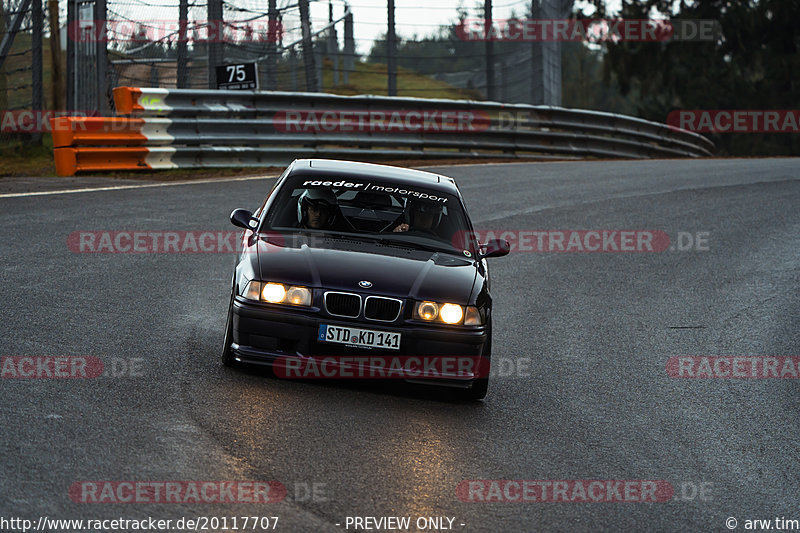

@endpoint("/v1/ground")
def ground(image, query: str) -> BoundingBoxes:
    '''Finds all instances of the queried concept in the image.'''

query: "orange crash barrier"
[52,147,156,176]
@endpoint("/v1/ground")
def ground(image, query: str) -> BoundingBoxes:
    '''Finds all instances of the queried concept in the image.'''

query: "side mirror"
[479,238,510,259]
[230,208,257,230]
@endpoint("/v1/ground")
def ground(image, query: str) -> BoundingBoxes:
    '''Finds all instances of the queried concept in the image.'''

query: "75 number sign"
[216,62,258,90]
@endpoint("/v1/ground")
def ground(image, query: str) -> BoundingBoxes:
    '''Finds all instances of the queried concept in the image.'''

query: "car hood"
[255,235,478,304]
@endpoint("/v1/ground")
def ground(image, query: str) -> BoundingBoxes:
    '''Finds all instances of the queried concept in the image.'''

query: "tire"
[221,294,236,367]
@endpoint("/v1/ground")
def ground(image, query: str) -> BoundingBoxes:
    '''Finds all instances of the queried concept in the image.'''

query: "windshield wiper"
[369,235,466,256]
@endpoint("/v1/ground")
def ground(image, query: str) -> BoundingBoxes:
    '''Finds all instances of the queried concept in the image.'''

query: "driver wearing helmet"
[297,188,338,229]
[393,198,443,234]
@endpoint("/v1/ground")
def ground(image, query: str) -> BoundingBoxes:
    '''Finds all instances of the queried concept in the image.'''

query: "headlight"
[413,301,483,325]
[241,281,312,306]
[262,283,286,303]
[286,286,312,306]
[417,301,439,321]
[440,303,463,324]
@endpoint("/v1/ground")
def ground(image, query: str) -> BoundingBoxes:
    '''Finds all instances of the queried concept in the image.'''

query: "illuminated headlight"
[413,301,483,326]
[440,303,463,324]
[262,283,287,303]
[241,281,312,306]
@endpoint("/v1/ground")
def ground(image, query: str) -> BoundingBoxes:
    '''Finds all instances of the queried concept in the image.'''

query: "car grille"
[324,292,361,317]
[364,296,402,322]
[323,292,403,322]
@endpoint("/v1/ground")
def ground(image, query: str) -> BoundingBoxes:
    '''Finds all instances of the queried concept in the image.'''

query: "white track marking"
[0,174,277,199]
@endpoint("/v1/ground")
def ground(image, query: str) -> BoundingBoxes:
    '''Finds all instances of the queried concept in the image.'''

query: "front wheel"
[221,295,236,367]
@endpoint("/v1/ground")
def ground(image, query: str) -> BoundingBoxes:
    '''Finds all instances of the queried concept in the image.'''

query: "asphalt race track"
[1,158,798,532]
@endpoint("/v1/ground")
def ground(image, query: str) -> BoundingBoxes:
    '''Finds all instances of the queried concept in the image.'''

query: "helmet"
[297,188,338,227]
[405,198,444,229]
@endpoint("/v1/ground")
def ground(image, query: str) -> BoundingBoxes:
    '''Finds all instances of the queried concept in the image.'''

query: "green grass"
[0,137,56,177]
[320,60,483,100]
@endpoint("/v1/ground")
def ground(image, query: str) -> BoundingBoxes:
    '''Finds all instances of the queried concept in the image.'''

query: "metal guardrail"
[50,87,714,175]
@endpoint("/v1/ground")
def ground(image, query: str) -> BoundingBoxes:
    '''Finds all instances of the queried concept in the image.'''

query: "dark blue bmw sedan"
[223,159,509,399]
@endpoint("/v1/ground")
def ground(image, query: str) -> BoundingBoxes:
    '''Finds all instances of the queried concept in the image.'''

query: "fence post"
[207,0,223,88]
[328,1,338,87]
[94,0,108,113]
[0,2,6,114]
[387,0,396,95]
[484,0,494,100]
[48,0,63,111]
[177,0,188,88]
[265,0,277,90]
[290,48,297,90]
[66,0,76,111]
[32,0,43,143]
[343,9,353,85]
[298,0,317,92]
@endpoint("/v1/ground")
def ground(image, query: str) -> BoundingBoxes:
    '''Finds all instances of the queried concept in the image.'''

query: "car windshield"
[262,174,474,254]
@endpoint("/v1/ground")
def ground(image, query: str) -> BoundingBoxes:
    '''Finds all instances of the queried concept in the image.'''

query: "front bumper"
[231,297,490,387]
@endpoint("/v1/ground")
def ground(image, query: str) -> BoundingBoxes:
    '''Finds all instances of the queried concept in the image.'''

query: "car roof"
[286,159,459,194]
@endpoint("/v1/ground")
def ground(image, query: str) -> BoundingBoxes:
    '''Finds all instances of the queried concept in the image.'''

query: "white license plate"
[318,324,401,350]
